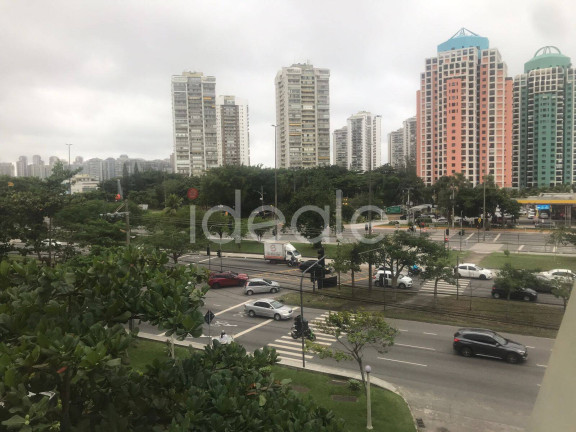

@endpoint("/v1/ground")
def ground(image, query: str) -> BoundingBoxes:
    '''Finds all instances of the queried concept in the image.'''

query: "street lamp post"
[365,365,373,430]
[299,256,325,368]
[271,124,278,240]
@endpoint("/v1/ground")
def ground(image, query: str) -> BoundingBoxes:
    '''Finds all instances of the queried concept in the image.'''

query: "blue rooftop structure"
[437,28,489,53]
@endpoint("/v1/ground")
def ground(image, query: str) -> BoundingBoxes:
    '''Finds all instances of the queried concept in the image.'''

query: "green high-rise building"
[513,47,576,188]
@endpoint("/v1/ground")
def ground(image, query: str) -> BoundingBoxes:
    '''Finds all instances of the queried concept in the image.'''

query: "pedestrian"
[219,331,230,345]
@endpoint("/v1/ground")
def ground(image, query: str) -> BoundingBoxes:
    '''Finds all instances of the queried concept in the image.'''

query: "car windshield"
[270,300,283,309]
[263,278,272,284]
[493,333,507,345]
[293,251,301,257]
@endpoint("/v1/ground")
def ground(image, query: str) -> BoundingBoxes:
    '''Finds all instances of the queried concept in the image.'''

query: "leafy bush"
[347,379,361,392]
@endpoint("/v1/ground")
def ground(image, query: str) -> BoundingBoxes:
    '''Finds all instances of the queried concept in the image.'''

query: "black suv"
[491,286,538,302]
[453,328,527,364]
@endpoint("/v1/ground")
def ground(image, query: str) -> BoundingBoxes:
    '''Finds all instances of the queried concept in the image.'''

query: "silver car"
[244,298,293,321]
[244,278,281,295]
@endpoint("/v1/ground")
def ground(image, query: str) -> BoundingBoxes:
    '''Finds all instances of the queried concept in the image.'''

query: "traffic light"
[207,245,211,256]
[317,247,325,267]
[216,249,221,258]
[458,229,465,236]
[445,228,450,236]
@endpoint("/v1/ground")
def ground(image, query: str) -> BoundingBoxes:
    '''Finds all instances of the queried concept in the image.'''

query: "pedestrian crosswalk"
[419,279,470,297]
[269,312,338,363]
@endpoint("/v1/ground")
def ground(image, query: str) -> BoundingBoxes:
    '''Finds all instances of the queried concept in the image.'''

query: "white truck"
[264,242,302,265]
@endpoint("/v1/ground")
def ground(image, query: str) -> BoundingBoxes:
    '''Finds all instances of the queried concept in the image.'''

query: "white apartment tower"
[347,112,381,171]
[389,116,417,168]
[171,71,217,176]
[333,126,348,167]
[275,63,330,168]
[216,95,250,166]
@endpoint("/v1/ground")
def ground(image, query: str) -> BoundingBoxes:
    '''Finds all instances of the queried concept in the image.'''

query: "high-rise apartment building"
[332,113,381,171]
[171,71,217,176]
[513,47,576,188]
[0,162,15,177]
[333,126,348,167]
[275,63,330,168]
[216,95,250,167]
[16,156,28,177]
[416,28,513,187]
[347,112,381,171]
[389,116,417,169]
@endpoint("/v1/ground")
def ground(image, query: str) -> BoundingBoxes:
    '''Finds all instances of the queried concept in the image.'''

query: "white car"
[537,269,576,283]
[244,278,280,295]
[244,298,293,321]
[454,263,493,280]
[373,269,413,289]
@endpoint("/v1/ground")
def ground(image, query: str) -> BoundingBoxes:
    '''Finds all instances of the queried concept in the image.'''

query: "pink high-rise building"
[416,28,513,187]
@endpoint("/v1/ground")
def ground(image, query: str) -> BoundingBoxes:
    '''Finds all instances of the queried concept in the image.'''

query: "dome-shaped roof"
[524,46,571,72]
[437,28,489,53]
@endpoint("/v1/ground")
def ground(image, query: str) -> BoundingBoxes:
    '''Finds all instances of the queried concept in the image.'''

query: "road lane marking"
[423,332,437,335]
[395,343,436,351]
[233,319,274,338]
[399,329,408,332]
[493,233,501,243]
[465,233,474,240]
[518,245,525,251]
[274,349,313,359]
[378,357,427,367]
[214,301,249,316]
[526,345,535,349]
[536,364,548,368]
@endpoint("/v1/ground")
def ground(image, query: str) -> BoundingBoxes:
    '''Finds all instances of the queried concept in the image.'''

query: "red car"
[208,271,248,289]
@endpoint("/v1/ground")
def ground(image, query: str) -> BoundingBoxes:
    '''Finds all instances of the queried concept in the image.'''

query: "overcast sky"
[0,0,573,168]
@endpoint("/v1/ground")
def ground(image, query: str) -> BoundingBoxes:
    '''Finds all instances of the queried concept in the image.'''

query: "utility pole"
[66,143,73,195]
[271,124,278,240]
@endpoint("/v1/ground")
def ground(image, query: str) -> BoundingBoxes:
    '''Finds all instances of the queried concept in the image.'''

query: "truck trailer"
[264,242,301,265]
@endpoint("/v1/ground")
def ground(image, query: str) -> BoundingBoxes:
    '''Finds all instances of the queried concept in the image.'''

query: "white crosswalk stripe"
[419,279,470,297]
[269,313,337,362]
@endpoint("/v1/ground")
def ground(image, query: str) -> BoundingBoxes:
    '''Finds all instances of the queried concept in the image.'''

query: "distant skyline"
[0,1,573,168]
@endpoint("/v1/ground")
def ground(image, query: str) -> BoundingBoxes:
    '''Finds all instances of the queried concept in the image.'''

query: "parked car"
[435,216,448,223]
[208,271,248,289]
[373,268,413,289]
[453,328,528,364]
[537,269,576,284]
[244,298,293,320]
[454,263,493,280]
[244,278,280,295]
[491,286,538,302]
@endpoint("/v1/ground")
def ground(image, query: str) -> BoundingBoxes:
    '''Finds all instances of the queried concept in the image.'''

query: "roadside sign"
[204,310,215,325]
[187,188,199,200]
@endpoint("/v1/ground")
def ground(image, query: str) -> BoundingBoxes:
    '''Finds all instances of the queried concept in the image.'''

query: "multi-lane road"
[140,254,558,432]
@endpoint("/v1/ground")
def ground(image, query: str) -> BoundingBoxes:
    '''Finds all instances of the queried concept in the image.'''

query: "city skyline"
[0,1,572,169]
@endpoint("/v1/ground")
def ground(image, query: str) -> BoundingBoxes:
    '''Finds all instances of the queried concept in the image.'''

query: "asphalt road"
[138,280,553,432]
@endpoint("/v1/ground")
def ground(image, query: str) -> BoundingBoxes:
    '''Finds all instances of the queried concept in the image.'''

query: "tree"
[418,240,456,309]
[308,311,397,390]
[373,231,431,288]
[164,193,183,214]
[492,264,537,318]
[139,206,205,264]
[551,280,572,311]
[331,242,351,290]
[0,246,344,431]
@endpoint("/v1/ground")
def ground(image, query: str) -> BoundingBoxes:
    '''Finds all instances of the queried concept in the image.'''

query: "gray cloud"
[1,0,574,166]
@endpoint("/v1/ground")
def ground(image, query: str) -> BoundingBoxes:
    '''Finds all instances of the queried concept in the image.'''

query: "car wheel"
[492,292,501,299]
[270,288,278,293]
[479,274,487,280]
[460,347,473,358]
[523,295,531,302]
[506,353,520,364]
[375,280,381,287]
[273,313,281,321]
[248,310,256,318]
[212,283,220,289]
[398,283,406,289]
[246,290,254,296]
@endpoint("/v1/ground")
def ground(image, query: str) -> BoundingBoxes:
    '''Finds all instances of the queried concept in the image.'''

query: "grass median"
[280,284,561,338]
[128,339,416,432]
